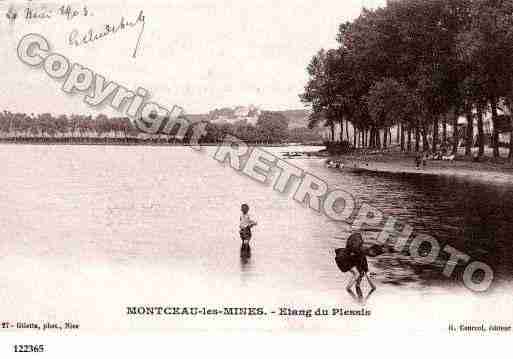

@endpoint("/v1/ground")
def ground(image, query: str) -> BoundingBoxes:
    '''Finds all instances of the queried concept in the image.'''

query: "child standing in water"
[240,203,257,245]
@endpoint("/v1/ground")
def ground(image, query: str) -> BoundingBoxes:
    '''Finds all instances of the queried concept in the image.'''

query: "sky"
[1,0,385,116]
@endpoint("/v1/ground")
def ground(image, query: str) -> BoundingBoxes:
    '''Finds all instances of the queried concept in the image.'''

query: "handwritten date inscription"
[25,5,91,21]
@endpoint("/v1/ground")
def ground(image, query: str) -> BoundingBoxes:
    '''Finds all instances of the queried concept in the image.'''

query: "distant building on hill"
[209,105,261,125]
[193,107,312,129]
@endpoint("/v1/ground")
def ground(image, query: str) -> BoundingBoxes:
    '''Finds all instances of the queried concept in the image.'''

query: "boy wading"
[239,203,257,246]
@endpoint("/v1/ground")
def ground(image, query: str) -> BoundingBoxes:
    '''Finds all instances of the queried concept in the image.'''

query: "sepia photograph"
[0,0,512,354]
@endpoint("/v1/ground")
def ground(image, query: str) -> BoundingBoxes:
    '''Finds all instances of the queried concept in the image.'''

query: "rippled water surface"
[1,144,512,331]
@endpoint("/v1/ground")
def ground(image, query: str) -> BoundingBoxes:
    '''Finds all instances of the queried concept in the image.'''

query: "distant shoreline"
[0,138,323,147]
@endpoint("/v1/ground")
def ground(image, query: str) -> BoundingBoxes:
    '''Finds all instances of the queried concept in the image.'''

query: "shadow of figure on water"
[240,243,251,266]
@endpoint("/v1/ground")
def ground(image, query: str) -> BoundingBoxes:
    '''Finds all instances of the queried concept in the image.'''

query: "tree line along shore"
[300,0,513,161]
[0,111,323,146]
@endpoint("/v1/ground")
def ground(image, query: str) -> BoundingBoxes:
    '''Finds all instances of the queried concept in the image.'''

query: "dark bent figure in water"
[335,233,377,301]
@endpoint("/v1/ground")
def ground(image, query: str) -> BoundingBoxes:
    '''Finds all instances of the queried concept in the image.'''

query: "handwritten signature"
[68,10,145,58]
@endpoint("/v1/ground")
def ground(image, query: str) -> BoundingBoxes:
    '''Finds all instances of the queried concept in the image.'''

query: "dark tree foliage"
[300,0,513,160]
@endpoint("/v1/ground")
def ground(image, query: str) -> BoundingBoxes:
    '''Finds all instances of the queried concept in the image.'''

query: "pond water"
[0,144,511,332]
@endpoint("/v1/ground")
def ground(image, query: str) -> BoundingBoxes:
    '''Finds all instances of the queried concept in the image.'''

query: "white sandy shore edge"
[331,157,513,185]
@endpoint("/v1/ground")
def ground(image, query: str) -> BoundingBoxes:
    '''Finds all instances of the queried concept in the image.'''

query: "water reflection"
[317,163,513,289]
[1,144,512,309]
[239,243,253,288]
[240,243,251,264]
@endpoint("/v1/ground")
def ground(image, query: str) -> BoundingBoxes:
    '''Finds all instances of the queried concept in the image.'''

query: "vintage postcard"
[0,0,512,353]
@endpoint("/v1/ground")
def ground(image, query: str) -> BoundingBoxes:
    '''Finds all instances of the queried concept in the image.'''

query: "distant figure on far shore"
[415,153,422,169]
